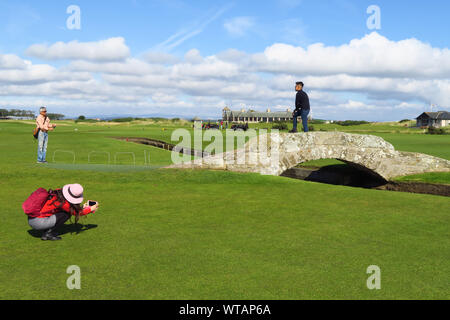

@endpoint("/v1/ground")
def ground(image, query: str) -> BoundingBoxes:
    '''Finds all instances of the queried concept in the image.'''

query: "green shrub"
[427,127,446,135]
[336,120,370,126]
[47,113,65,120]
[148,117,165,123]
[75,118,98,123]
[335,120,370,126]
[111,117,134,123]
[399,119,411,123]
[272,121,288,131]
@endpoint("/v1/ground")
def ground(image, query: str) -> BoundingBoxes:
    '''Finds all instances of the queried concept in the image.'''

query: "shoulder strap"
[40,189,61,215]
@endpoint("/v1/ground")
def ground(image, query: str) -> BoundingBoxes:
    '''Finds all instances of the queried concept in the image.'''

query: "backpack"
[22,188,54,218]
[33,127,40,139]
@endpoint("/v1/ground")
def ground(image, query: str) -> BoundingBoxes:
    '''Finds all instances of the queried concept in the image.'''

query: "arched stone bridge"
[168,132,450,181]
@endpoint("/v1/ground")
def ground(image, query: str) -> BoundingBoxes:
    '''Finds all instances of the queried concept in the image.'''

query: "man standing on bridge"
[290,81,310,133]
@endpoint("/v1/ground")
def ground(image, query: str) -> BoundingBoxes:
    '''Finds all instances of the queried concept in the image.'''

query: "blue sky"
[0,0,449,120]
[1,0,448,54]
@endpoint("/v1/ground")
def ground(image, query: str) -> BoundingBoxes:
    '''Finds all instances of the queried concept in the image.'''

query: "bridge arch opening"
[281,158,387,188]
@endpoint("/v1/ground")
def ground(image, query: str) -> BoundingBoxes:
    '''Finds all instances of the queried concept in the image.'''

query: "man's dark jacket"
[295,90,310,111]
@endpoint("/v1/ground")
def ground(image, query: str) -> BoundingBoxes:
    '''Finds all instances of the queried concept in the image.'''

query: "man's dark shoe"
[41,229,62,241]
[289,129,298,133]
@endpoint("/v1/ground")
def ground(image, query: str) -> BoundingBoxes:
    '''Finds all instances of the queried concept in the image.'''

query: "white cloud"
[0,62,91,85]
[299,74,450,106]
[174,55,240,79]
[216,48,248,63]
[338,100,373,110]
[25,37,130,62]
[142,51,180,65]
[0,54,29,69]
[253,32,450,78]
[68,58,165,76]
[184,49,204,64]
[224,17,255,37]
[2,32,449,119]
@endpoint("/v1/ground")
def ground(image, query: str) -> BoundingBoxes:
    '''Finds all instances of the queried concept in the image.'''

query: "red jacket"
[37,195,93,218]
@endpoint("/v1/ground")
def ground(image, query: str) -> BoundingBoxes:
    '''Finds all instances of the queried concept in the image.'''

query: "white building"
[222,107,293,123]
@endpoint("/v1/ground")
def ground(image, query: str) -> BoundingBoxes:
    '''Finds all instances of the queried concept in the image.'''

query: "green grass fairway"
[0,121,449,300]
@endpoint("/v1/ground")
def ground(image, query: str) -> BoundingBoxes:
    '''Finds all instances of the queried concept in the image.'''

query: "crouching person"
[25,184,99,241]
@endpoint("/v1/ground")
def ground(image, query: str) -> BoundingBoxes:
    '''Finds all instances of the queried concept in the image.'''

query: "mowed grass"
[3,120,251,157]
[394,172,450,185]
[0,121,178,167]
[0,121,449,300]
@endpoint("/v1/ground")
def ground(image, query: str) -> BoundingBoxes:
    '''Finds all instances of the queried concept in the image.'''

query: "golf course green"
[0,120,448,300]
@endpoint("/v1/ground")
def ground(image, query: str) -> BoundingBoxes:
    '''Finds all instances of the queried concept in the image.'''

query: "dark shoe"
[289,129,298,133]
[41,229,62,241]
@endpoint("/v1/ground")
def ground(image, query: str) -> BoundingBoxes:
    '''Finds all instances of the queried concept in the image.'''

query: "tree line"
[0,108,65,120]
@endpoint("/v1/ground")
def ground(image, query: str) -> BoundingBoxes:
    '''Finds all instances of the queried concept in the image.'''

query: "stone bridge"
[168,132,450,181]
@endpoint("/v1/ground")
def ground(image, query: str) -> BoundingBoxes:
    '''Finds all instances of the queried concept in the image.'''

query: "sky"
[0,0,449,120]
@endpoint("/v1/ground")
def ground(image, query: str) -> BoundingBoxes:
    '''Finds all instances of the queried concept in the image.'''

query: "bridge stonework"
[168,132,450,181]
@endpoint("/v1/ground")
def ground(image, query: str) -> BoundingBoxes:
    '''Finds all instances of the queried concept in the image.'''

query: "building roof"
[417,111,450,120]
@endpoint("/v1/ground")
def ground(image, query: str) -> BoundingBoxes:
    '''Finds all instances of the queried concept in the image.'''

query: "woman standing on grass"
[28,184,99,241]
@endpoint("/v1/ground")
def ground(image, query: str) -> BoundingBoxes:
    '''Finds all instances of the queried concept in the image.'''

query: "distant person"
[290,82,310,133]
[25,184,99,241]
[35,107,56,163]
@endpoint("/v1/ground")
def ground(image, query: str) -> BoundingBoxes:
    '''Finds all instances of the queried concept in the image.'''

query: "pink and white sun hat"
[62,184,84,205]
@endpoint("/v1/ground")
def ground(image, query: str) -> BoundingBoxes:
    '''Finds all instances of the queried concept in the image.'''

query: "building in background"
[416,111,450,128]
[222,107,293,123]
